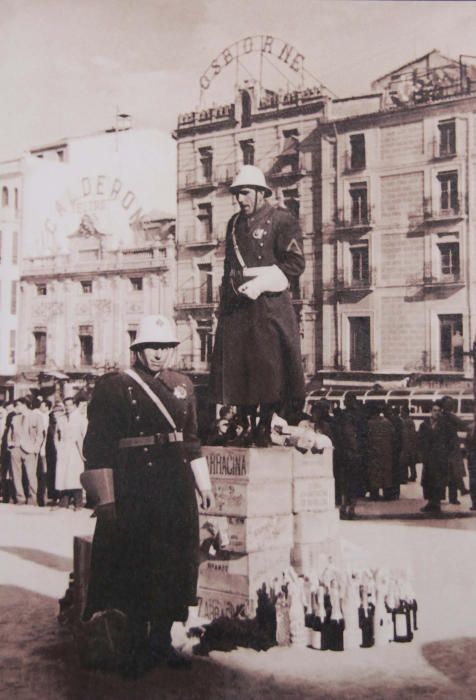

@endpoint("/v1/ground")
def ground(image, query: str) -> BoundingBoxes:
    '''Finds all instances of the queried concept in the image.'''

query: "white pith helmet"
[230,165,272,197]
[130,314,180,349]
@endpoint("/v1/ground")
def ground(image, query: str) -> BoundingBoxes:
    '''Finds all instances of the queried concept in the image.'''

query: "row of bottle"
[257,565,418,650]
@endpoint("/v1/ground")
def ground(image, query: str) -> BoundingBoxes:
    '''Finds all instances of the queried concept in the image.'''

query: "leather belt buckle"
[168,431,183,443]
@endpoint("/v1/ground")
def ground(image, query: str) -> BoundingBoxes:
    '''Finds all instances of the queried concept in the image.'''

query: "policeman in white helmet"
[81,314,213,677]
[229,164,273,217]
[209,164,306,446]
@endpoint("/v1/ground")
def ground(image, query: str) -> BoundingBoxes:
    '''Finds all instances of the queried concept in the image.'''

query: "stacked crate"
[291,445,341,574]
[198,446,293,619]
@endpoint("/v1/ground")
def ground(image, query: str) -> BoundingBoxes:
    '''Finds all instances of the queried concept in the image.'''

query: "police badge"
[174,385,187,399]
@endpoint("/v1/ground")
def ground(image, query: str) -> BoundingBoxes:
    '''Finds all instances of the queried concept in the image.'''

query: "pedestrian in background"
[55,396,87,509]
[464,421,476,511]
[366,403,395,501]
[440,395,469,505]
[335,392,367,519]
[400,406,418,482]
[0,402,15,503]
[8,397,44,505]
[34,398,52,507]
[418,401,455,513]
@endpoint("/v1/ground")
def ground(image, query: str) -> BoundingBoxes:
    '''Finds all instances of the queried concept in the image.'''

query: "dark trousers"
[467,452,476,506]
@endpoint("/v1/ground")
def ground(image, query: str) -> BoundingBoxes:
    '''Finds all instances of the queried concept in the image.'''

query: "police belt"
[118,431,183,449]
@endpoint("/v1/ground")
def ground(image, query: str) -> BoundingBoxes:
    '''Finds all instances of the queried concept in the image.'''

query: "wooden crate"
[73,535,93,621]
[197,587,258,620]
[293,476,335,513]
[291,538,343,576]
[292,447,334,479]
[203,446,293,483]
[201,447,293,518]
[199,513,293,554]
[293,509,340,544]
[198,546,290,596]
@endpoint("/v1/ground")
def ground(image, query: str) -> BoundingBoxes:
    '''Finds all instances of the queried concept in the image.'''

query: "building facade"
[15,127,177,386]
[0,158,22,397]
[320,51,476,387]
[174,81,328,380]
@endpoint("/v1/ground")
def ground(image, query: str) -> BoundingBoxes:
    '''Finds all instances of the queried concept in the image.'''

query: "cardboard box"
[293,509,340,544]
[292,447,334,479]
[293,476,335,513]
[197,587,257,620]
[198,547,290,596]
[199,513,293,554]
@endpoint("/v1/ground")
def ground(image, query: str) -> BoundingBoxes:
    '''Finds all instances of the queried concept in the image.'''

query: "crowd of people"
[206,393,476,518]
[0,392,88,509]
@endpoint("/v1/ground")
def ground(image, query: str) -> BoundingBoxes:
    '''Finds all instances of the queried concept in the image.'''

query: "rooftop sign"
[200,35,305,91]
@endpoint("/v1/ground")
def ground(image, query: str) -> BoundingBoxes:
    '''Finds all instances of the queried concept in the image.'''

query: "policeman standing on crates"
[209,164,306,445]
[80,314,213,679]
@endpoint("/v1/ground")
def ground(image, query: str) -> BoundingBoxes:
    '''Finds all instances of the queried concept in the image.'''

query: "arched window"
[241,91,252,128]
[2,187,9,207]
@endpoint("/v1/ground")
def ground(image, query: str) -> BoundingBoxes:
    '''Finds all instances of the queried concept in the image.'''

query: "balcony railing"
[22,247,168,277]
[177,103,235,130]
[179,171,217,193]
[176,286,219,306]
[180,226,218,247]
[335,209,372,231]
[336,268,374,291]
[342,151,366,173]
[423,195,464,222]
[429,137,457,160]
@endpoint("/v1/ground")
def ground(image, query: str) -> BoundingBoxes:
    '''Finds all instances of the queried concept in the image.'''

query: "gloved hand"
[238,265,288,300]
[95,502,117,524]
[199,489,214,511]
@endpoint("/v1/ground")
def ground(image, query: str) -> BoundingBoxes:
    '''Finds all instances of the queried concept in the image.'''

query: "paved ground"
[0,477,475,700]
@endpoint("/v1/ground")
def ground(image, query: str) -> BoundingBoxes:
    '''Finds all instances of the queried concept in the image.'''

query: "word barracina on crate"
[201,447,292,517]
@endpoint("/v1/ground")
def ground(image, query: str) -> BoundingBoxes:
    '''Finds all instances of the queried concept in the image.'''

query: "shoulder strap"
[124,369,177,431]
[230,213,247,270]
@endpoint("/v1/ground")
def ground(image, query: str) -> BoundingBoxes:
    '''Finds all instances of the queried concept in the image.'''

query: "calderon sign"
[200,35,305,91]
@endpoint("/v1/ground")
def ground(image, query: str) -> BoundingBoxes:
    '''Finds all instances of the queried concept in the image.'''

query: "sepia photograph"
[1,0,476,697]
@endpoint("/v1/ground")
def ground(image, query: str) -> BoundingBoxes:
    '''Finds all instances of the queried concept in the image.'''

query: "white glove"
[238,265,288,300]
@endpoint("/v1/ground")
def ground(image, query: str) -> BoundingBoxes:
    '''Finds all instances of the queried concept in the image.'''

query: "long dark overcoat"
[83,364,201,625]
[418,416,456,498]
[209,202,305,406]
[367,415,395,491]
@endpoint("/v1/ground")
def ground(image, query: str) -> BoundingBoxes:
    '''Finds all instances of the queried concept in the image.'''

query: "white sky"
[1,0,475,159]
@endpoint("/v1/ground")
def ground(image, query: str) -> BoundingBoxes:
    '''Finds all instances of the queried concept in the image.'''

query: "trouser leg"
[22,453,39,505]
[448,481,458,503]
[149,614,174,657]
[37,455,46,507]
[10,448,25,501]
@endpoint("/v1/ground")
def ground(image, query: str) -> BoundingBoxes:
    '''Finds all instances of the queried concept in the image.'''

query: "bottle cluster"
[256,561,418,651]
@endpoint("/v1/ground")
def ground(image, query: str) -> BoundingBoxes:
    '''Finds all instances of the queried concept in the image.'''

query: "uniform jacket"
[209,202,305,406]
[83,363,202,624]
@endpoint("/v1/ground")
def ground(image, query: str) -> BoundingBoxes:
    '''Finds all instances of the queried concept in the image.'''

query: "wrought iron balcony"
[423,195,464,223]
